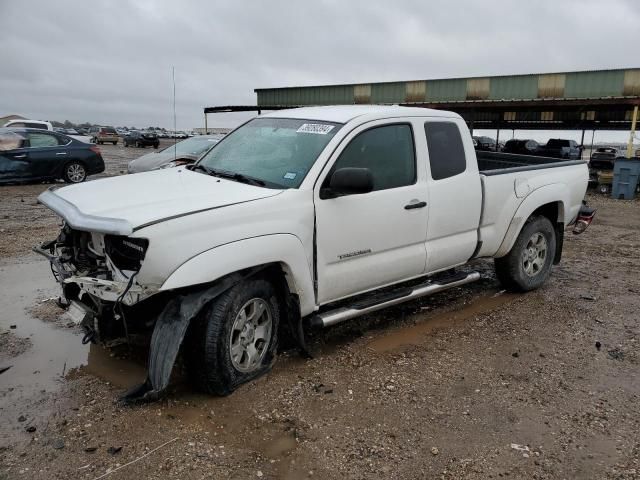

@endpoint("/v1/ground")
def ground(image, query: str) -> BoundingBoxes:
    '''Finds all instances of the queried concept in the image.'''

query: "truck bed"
[477,151,585,175]
[474,151,589,260]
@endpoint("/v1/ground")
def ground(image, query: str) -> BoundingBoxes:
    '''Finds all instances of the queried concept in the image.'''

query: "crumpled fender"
[120,268,263,404]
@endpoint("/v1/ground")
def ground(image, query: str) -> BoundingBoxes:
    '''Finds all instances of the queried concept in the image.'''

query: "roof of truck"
[262,105,460,124]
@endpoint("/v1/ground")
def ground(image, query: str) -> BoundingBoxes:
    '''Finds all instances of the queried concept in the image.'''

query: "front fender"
[494,184,569,258]
[160,234,316,316]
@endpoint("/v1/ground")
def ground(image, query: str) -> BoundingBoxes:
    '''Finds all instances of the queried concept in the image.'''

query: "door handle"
[13,154,27,159]
[56,152,67,156]
[404,201,427,210]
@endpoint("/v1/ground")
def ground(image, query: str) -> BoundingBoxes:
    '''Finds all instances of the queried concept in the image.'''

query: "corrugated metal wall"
[255,68,639,106]
[425,78,466,101]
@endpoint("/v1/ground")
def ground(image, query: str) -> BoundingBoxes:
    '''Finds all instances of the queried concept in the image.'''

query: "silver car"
[127,134,224,173]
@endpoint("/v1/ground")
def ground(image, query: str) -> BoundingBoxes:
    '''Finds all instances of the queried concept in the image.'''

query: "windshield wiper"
[190,164,211,173]
[207,168,266,187]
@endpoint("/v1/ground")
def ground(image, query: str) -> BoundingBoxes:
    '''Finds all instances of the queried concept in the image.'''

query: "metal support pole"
[627,105,638,159]
[496,124,500,152]
[204,112,208,134]
[580,129,585,159]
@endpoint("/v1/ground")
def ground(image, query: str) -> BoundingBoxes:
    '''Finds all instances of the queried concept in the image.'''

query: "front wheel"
[63,161,87,183]
[186,278,279,396]
[494,216,556,292]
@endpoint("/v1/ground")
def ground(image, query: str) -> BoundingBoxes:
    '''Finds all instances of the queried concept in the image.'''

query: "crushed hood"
[38,168,282,235]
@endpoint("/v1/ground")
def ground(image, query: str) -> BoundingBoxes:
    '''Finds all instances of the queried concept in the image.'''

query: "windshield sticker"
[296,123,335,135]
[283,172,297,180]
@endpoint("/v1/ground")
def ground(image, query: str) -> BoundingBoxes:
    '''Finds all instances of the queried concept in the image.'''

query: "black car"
[0,128,105,184]
[503,139,541,155]
[472,136,497,151]
[123,130,159,149]
[589,147,619,170]
[538,139,582,159]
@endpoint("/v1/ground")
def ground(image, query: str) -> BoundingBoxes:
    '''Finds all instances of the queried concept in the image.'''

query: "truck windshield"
[198,117,342,188]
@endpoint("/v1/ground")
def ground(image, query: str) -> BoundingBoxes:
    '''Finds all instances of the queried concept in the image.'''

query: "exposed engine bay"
[34,224,159,346]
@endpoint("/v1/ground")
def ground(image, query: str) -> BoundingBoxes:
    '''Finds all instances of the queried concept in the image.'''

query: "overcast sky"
[1,0,638,142]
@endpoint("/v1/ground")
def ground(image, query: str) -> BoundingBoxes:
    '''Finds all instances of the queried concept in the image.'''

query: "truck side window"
[329,124,415,191]
[424,122,466,180]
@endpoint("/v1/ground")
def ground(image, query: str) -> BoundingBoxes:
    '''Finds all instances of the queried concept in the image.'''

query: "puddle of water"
[70,343,148,389]
[0,259,150,444]
[368,291,518,352]
[0,260,88,391]
[0,259,89,443]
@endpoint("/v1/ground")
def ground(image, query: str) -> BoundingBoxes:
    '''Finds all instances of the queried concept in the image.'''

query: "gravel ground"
[0,146,638,479]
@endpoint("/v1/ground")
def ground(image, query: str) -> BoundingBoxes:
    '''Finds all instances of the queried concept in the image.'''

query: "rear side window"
[25,122,47,130]
[424,122,466,180]
[329,124,416,191]
[27,132,61,148]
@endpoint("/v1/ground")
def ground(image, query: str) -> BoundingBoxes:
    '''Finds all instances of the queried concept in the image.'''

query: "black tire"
[112,141,117,145]
[186,278,280,396]
[494,216,556,292]
[153,143,159,149]
[62,161,87,183]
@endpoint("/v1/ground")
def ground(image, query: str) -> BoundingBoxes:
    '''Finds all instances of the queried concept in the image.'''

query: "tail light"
[572,204,596,234]
[90,145,101,154]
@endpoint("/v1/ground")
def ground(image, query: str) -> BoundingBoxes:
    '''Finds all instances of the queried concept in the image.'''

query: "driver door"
[314,120,428,304]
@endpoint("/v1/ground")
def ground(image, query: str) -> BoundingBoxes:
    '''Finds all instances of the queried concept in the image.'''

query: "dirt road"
[1,144,639,479]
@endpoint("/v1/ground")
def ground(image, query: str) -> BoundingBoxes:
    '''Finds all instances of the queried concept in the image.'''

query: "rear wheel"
[494,216,556,292]
[186,278,279,395]
[63,161,87,183]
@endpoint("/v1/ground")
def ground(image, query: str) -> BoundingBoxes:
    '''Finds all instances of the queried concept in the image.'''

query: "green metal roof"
[255,68,640,106]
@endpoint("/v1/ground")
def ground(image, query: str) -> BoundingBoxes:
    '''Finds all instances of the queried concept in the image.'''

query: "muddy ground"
[0,142,639,479]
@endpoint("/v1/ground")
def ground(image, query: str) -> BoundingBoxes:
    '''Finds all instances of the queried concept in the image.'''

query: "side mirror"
[321,167,373,199]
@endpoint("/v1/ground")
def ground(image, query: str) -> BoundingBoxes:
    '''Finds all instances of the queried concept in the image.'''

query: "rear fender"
[494,184,568,258]
[160,234,315,316]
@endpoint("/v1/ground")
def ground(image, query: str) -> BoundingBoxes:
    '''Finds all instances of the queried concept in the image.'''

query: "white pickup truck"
[35,105,595,401]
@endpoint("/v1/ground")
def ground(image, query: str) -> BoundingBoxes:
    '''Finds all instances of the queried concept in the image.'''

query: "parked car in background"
[538,139,582,159]
[123,130,159,148]
[128,134,223,173]
[4,119,53,130]
[589,147,619,170]
[472,136,497,151]
[503,139,541,155]
[89,126,119,145]
[51,128,93,143]
[0,128,104,184]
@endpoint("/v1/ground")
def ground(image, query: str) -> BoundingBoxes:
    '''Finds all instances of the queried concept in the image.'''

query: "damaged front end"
[34,223,262,404]
[34,225,159,345]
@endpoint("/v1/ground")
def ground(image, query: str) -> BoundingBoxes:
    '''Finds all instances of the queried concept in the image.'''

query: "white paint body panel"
[40,106,589,316]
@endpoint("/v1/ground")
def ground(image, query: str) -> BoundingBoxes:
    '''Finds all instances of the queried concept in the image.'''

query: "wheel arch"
[495,184,568,260]
[159,234,315,316]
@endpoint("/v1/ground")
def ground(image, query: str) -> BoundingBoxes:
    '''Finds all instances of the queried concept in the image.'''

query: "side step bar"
[310,272,481,328]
